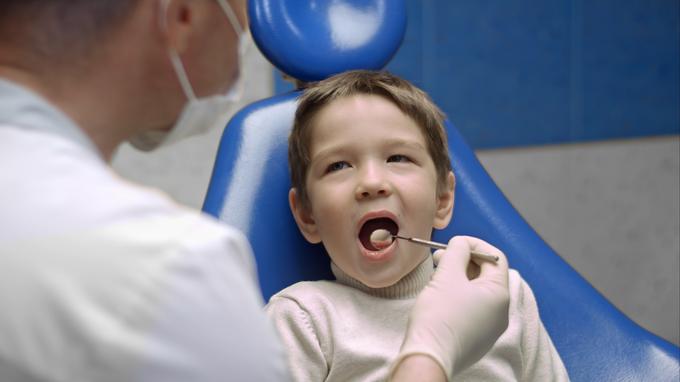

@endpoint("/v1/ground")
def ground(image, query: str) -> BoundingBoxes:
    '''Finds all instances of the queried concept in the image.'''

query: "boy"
[266,70,569,381]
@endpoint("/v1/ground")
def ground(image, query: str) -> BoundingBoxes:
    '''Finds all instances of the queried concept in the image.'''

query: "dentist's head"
[0,0,247,159]
[129,0,249,151]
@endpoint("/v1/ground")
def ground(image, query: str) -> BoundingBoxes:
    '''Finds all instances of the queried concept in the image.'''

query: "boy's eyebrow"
[382,138,428,152]
[310,138,428,163]
[309,145,348,166]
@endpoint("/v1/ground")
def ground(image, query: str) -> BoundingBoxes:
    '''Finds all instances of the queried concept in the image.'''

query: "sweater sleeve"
[515,274,570,381]
[265,295,329,382]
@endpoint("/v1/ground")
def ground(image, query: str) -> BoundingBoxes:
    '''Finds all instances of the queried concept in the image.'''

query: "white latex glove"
[391,236,510,380]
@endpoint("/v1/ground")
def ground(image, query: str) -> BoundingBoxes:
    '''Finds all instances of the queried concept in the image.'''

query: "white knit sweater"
[265,256,569,381]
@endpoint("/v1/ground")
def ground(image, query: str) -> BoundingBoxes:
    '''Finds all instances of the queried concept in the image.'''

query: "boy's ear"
[289,188,322,244]
[433,171,456,229]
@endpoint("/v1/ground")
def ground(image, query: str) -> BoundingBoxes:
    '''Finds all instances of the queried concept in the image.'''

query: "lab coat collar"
[0,78,101,157]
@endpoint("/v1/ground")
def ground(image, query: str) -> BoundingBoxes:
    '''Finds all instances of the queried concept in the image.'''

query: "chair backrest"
[203,1,679,380]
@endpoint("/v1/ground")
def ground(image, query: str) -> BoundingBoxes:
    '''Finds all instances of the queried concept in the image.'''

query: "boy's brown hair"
[289,70,452,209]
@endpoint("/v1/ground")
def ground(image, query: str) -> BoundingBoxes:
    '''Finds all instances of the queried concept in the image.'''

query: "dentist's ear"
[433,171,455,229]
[158,0,195,54]
[289,188,322,244]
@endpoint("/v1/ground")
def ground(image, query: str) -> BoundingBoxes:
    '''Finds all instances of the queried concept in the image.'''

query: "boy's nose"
[355,164,392,200]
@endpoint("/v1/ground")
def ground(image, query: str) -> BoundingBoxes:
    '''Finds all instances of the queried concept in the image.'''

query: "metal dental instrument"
[370,229,499,262]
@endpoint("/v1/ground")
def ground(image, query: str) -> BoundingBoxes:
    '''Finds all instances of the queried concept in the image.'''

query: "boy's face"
[290,94,455,288]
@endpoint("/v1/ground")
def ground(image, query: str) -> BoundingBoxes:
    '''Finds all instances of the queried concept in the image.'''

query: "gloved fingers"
[432,249,446,265]
[459,236,509,290]
[457,238,511,340]
[431,236,472,281]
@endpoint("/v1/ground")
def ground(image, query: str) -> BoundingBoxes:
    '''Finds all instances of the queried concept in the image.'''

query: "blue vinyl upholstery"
[204,1,680,380]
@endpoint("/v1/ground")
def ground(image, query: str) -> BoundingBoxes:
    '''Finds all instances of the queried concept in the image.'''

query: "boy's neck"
[331,256,433,299]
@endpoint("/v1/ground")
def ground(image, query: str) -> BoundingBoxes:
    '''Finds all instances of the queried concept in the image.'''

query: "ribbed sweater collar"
[331,255,434,299]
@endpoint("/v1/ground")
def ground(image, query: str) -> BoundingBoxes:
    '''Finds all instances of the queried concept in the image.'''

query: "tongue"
[359,218,398,251]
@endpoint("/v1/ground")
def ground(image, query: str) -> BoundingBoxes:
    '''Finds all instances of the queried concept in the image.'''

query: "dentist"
[0,1,509,381]
[0,1,291,380]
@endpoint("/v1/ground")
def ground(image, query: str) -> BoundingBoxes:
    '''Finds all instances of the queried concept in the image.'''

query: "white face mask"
[129,0,247,151]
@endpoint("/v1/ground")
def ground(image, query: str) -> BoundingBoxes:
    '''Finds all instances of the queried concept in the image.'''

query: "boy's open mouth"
[359,217,399,251]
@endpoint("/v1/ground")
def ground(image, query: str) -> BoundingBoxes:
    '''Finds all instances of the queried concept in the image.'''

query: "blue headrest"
[248,0,407,82]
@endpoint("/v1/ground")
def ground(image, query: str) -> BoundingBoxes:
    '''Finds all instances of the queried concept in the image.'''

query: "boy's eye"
[325,161,351,173]
[387,154,412,163]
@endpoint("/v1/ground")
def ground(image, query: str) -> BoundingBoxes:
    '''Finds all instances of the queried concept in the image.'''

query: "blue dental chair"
[203,1,680,380]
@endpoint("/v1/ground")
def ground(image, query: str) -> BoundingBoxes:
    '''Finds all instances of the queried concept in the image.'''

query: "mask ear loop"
[222,32,252,102]
[160,0,197,101]
[215,0,249,102]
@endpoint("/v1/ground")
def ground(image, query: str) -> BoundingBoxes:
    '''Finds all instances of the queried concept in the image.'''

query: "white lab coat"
[0,79,291,381]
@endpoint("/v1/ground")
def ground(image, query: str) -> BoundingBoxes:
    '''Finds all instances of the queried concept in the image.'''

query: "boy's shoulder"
[272,279,339,296]
[508,268,524,289]
[265,279,374,327]
[507,268,542,313]
[267,279,357,308]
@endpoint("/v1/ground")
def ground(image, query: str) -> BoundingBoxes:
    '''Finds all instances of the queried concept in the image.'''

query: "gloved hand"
[391,236,510,380]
